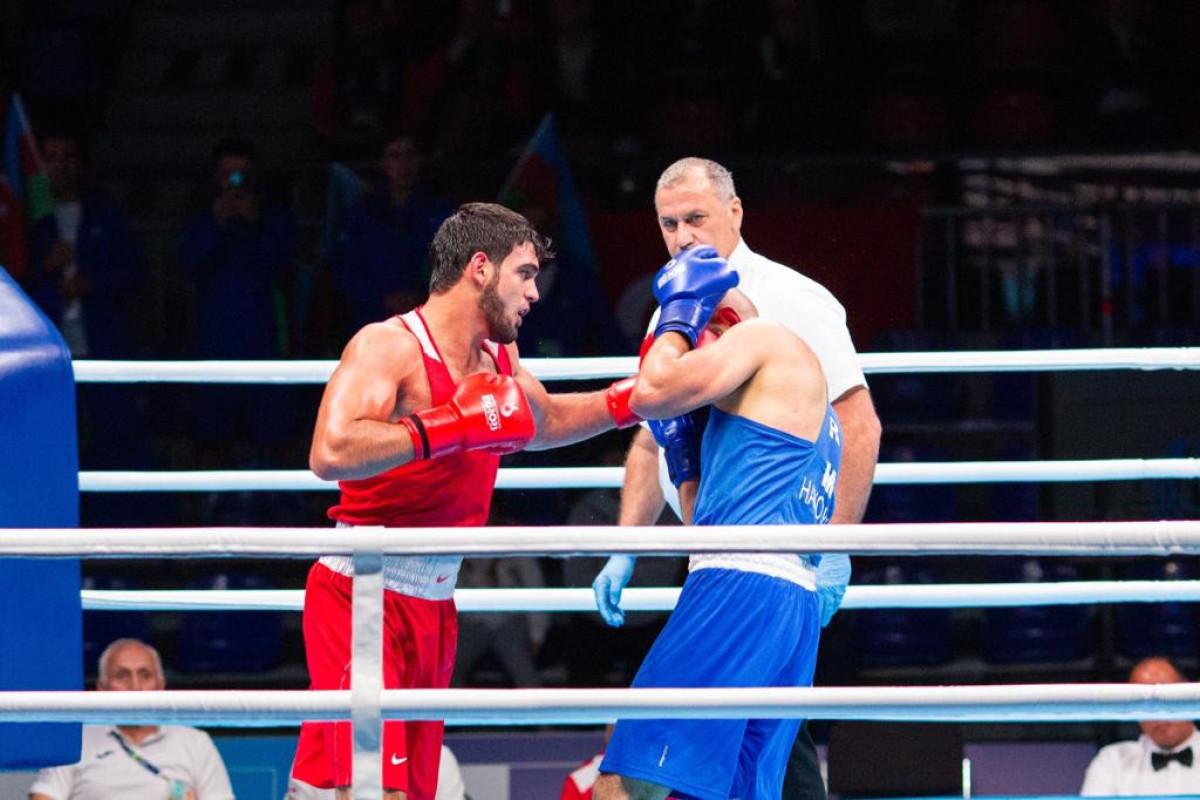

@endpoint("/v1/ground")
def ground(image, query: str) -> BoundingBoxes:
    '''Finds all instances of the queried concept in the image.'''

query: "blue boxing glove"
[647,410,705,488]
[593,555,636,627]
[816,553,851,628]
[653,246,738,347]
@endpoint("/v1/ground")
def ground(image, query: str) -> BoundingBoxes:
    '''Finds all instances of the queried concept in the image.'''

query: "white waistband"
[688,553,817,591]
[323,523,461,600]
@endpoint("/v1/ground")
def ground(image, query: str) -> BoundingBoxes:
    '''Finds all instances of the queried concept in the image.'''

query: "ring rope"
[5,520,1200,557]
[76,458,1200,493]
[70,347,1200,384]
[4,684,1200,725]
[79,581,1200,612]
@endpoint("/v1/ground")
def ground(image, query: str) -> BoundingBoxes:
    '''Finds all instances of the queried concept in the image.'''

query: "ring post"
[0,267,83,767]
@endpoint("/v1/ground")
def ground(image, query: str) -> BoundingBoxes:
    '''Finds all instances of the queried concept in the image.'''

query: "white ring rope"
[71,347,1200,384]
[858,348,1200,374]
[6,520,1200,557]
[76,458,1200,493]
[79,581,1200,612]
[5,684,1200,726]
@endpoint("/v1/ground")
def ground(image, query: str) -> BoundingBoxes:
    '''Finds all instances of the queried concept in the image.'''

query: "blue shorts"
[601,568,820,800]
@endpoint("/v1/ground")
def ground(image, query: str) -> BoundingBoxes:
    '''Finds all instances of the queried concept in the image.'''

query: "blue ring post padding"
[0,266,82,768]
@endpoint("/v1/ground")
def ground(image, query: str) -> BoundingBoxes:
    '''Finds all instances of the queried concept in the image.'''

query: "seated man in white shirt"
[1081,656,1200,797]
[29,638,235,800]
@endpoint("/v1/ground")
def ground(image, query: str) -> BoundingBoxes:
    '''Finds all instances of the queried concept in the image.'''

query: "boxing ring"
[7,346,1200,797]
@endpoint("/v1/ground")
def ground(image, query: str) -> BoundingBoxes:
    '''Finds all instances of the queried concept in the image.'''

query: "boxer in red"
[288,203,638,800]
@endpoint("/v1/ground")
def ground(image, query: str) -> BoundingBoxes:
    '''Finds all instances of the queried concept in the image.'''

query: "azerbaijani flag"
[499,114,598,272]
[2,94,54,225]
[0,94,53,279]
[0,175,30,279]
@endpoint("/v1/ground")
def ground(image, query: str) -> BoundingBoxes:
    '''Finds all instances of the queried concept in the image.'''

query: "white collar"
[109,725,166,746]
[1141,729,1200,755]
[728,238,754,266]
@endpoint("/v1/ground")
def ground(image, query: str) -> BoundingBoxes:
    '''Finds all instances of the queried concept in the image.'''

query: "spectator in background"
[331,132,451,332]
[179,138,297,465]
[22,128,145,451]
[1081,656,1200,796]
[312,0,407,158]
[24,129,143,361]
[29,638,235,800]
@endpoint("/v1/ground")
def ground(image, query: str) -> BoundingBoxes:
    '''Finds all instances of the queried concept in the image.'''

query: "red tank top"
[328,307,513,527]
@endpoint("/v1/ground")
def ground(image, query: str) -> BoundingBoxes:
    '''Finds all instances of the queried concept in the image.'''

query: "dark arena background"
[1,0,1199,797]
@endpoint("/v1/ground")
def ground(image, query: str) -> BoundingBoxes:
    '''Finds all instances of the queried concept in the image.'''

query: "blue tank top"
[693,405,843,528]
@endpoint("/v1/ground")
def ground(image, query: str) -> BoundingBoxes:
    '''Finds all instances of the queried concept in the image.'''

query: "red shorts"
[290,562,457,797]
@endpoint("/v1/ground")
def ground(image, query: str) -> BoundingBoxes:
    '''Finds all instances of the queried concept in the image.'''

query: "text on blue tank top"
[692,404,843,527]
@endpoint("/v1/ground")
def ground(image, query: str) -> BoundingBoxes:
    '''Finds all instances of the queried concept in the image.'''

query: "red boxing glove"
[400,373,536,460]
[605,377,641,428]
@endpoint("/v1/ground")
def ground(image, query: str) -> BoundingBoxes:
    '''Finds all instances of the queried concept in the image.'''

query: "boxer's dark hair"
[429,203,554,294]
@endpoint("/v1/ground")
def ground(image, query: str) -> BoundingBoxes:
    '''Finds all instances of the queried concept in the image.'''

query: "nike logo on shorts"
[436,575,449,583]
[391,754,408,766]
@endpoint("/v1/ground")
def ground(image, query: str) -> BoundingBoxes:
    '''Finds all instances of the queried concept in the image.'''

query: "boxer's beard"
[481,273,518,344]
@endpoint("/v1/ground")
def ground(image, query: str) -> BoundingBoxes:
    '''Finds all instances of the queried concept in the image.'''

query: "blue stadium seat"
[204,487,305,527]
[79,439,175,528]
[992,327,1081,421]
[81,574,152,676]
[989,445,1039,522]
[177,574,283,673]
[853,563,954,669]
[1153,435,1200,520]
[981,559,1090,663]
[1116,560,1199,661]
[869,329,967,424]
[1133,324,1200,347]
[867,444,959,524]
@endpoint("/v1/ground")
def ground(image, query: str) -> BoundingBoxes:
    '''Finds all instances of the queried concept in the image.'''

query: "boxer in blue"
[592,246,843,800]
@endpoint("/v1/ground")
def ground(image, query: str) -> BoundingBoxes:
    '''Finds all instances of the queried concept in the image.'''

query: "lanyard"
[109,729,167,778]
[109,731,189,799]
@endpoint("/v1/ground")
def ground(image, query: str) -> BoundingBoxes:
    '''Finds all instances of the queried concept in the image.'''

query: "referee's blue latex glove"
[816,553,851,628]
[593,555,636,627]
